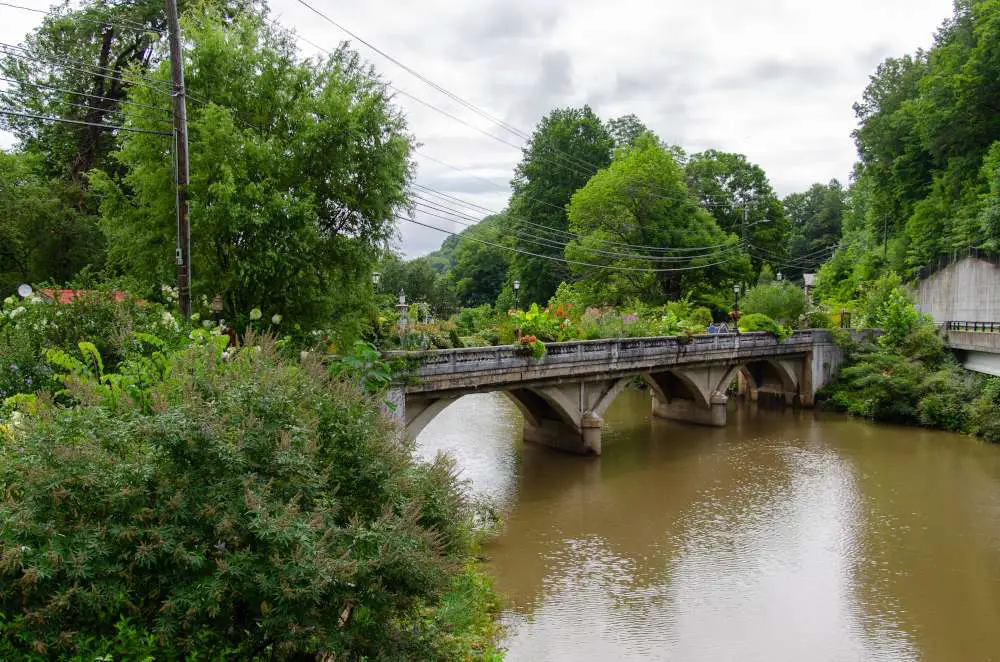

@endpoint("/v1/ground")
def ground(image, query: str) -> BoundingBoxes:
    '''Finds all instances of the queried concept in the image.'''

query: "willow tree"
[94,8,413,334]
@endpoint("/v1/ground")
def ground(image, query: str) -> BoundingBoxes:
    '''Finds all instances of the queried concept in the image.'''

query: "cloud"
[0,0,956,258]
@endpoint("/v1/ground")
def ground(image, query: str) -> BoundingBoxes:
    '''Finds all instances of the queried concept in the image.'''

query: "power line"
[398,214,741,273]
[411,193,740,262]
[0,94,172,127]
[0,43,173,97]
[412,177,736,254]
[0,1,166,35]
[0,75,172,114]
[288,3,740,210]
[0,107,171,135]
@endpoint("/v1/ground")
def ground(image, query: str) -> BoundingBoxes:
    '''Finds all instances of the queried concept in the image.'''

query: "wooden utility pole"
[165,0,191,319]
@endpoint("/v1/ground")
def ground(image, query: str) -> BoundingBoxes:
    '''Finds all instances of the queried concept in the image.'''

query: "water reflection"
[415,390,1000,662]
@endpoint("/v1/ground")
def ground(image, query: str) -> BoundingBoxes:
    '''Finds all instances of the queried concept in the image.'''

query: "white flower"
[3,296,13,306]
[160,311,179,330]
[9,307,26,318]
[202,319,213,328]
[271,313,282,325]
[249,307,262,321]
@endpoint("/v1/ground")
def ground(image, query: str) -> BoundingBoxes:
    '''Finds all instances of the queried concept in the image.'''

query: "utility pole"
[165,0,191,319]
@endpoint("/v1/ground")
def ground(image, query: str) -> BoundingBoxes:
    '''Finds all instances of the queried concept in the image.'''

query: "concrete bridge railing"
[386,330,850,456]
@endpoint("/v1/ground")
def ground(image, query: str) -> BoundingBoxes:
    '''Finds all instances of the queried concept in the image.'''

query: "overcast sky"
[1,0,954,257]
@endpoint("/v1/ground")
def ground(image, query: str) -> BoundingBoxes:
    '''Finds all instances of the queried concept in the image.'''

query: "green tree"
[741,281,807,326]
[508,106,614,305]
[606,113,656,148]
[380,254,456,316]
[0,0,171,181]
[93,8,412,333]
[783,180,846,280]
[685,149,788,275]
[0,151,103,293]
[449,214,512,306]
[565,134,747,304]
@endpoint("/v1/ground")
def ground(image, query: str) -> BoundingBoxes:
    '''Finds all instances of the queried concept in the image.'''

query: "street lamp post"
[513,279,520,310]
[733,284,741,334]
[776,272,784,281]
[371,271,381,291]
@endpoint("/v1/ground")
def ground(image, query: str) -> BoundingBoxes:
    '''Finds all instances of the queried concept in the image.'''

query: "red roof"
[40,289,127,304]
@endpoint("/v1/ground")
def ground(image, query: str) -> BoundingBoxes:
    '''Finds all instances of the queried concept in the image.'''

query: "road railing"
[944,321,1000,333]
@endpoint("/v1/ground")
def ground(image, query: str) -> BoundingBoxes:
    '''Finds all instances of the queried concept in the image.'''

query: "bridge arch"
[713,359,799,402]
[645,370,711,408]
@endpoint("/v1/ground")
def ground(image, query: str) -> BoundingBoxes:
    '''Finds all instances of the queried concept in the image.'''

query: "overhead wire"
[410,190,742,262]
[289,1,740,210]
[0,1,166,34]
[0,75,172,114]
[0,107,172,135]
[398,214,742,273]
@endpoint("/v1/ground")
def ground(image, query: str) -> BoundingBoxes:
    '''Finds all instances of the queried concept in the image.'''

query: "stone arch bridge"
[386,330,848,456]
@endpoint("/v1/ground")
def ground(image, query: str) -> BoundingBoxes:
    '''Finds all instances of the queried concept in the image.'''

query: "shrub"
[829,351,926,422]
[688,306,714,330]
[737,313,791,340]
[0,339,496,659]
[0,291,188,401]
[741,281,806,326]
[453,305,494,336]
[804,308,835,329]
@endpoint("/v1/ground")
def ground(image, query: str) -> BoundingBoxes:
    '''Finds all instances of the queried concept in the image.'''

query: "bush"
[804,308,835,329]
[0,291,188,401]
[689,306,714,330]
[737,313,791,340]
[0,339,498,659]
[741,281,807,326]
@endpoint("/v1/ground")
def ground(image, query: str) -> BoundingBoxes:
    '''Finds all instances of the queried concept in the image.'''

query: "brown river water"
[415,388,1000,662]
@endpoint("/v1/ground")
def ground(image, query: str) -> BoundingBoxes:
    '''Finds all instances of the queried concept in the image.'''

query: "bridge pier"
[652,392,728,427]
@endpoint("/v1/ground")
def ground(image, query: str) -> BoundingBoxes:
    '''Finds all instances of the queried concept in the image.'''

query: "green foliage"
[741,281,807,326]
[506,303,574,343]
[782,180,846,280]
[685,149,789,275]
[0,338,499,659]
[508,106,614,305]
[566,135,748,304]
[380,254,458,318]
[515,334,547,359]
[843,0,1000,277]
[330,339,393,395]
[737,313,791,340]
[447,215,512,307]
[0,291,188,401]
[0,152,104,294]
[453,305,496,336]
[95,8,413,333]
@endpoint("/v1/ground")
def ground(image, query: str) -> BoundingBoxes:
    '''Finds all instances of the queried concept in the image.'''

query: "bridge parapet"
[386,330,846,456]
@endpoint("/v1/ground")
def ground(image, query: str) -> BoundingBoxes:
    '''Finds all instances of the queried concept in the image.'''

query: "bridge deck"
[389,330,834,397]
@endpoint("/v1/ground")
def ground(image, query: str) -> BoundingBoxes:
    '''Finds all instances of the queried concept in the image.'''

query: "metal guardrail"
[944,321,1000,333]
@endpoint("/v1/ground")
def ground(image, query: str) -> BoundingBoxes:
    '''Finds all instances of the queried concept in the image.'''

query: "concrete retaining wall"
[917,258,1000,323]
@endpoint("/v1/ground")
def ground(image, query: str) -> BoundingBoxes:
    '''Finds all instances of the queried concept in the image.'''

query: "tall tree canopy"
[565,134,747,305]
[508,106,614,305]
[849,0,1000,277]
[783,180,846,280]
[94,8,413,329]
[684,149,788,275]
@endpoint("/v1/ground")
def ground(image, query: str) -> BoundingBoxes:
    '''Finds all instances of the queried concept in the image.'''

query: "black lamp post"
[371,271,381,292]
[513,279,521,310]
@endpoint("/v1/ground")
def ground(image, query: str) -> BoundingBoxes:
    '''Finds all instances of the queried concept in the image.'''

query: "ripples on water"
[415,390,1000,662]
